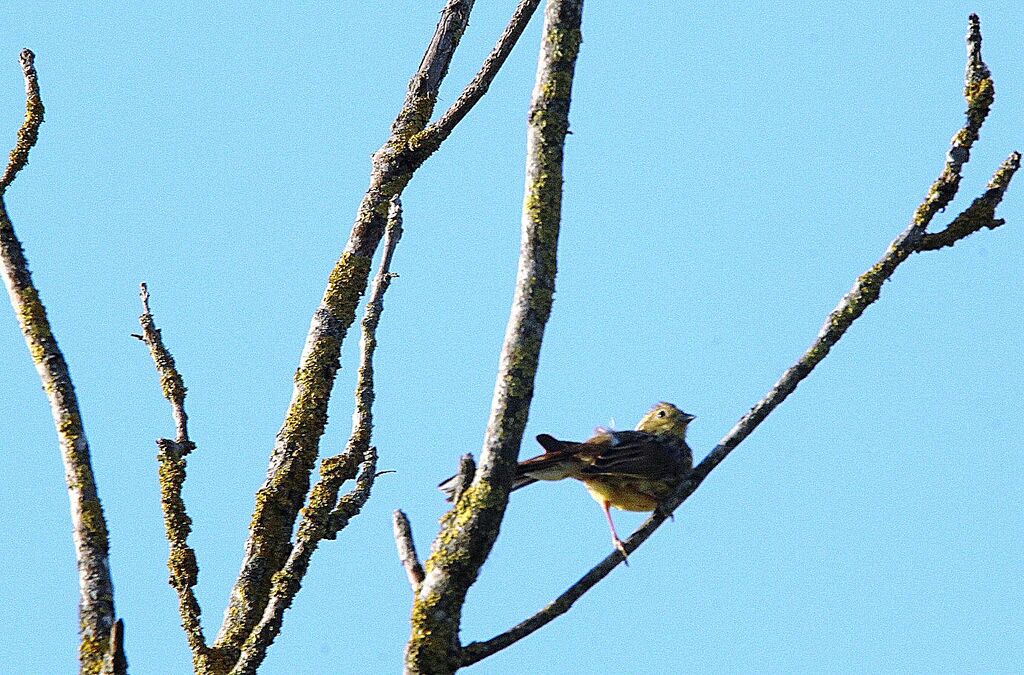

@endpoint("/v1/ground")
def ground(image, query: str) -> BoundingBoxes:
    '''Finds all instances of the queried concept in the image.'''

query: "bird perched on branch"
[440,402,695,560]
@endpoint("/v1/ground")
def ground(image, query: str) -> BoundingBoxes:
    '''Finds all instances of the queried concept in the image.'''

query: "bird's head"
[635,402,695,439]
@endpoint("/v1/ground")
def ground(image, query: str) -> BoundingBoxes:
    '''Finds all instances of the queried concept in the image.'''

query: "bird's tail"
[437,472,538,502]
[438,434,577,502]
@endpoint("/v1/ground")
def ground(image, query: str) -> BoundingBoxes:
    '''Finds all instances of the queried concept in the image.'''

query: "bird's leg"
[602,500,629,565]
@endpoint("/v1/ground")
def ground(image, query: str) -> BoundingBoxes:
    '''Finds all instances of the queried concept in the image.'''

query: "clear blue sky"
[2,2,1022,673]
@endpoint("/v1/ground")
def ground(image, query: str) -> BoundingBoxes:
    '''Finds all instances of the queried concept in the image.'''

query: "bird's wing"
[579,434,689,480]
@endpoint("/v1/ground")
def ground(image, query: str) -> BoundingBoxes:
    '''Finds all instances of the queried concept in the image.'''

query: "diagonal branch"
[134,283,215,672]
[405,2,584,673]
[228,199,403,675]
[458,15,1018,666]
[213,2,479,659]
[0,48,120,675]
[137,284,191,445]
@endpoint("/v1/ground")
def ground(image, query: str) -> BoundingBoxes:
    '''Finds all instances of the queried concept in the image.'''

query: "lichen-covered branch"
[459,15,1018,665]
[137,283,191,445]
[417,0,543,150]
[0,48,119,675]
[212,3,479,660]
[229,448,379,675]
[405,2,583,673]
[1,50,42,192]
[393,510,425,592]
[134,283,218,672]
[228,200,403,674]
[909,14,992,232]
[917,152,1020,251]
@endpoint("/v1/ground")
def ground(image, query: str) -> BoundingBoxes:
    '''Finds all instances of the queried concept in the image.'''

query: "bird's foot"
[613,537,630,566]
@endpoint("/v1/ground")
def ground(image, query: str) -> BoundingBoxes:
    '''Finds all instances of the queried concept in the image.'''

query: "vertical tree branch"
[134,283,218,672]
[0,49,118,675]
[450,453,476,504]
[405,2,583,673]
[909,14,992,232]
[228,200,403,674]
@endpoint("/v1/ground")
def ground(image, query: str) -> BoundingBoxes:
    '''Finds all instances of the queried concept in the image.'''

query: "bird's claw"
[614,538,630,566]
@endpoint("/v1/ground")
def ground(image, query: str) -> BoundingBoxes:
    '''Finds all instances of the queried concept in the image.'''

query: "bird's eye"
[657,410,666,418]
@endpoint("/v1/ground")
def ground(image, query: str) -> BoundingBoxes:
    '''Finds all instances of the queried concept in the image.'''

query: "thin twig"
[451,453,476,504]
[0,48,120,673]
[213,2,478,658]
[406,2,584,673]
[134,283,214,671]
[229,199,403,675]
[100,618,127,675]
[0,50,43,193]
[393,510,425,593]
[909,13,992,232]
[416,0,543,150]
[459,15,1019,666]
[137,283,190,446]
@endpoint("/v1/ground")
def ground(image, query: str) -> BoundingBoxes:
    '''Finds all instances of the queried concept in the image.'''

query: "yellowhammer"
[440,402,695,559]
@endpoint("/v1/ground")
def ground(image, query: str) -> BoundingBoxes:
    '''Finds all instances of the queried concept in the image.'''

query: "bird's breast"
[582,476,674,512]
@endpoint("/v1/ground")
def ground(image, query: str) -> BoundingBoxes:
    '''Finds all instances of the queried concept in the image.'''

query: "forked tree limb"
[212,0,544,662]
[459,14,1018,666]
[416,0,544,150]
[0,49,121,675]
[228,199,403,675]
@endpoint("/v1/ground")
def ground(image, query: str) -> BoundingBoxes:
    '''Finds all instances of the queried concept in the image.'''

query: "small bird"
[440,402,695,559]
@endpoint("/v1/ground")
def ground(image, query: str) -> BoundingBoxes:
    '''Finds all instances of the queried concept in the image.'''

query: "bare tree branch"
[134,283,218,672]
[100,618,127,675]
[917,152,1020,251]
[405,2,584,673]
[229,199,403,674]
[459,15,1019,666]
[451,453,476,504]
[213,2,481,659]
[0,50,42,192]
[229,449,379,675]
[0,48,120,675]
[137,283,190,444]
[417,0,544,149]
[393,510,425,592]
[910,13,992,232]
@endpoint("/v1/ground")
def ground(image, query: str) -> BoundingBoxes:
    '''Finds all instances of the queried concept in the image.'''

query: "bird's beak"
[683,413,696,423]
